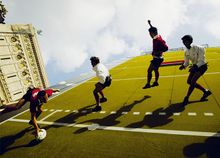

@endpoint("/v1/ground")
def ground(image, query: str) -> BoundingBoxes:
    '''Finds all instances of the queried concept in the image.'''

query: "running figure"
[179,35,212,106]
[143,20,168,89]
[1,87,59,134]
[90,56,112,112]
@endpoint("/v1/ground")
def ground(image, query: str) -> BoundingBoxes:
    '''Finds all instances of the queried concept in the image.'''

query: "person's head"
[181,35,193,49]
[148,27,158,38]
[90,56,100,67]
[37,90,48,104]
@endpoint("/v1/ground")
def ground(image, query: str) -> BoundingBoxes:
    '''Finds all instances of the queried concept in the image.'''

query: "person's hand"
[179,64,185,70]
[52,89,60,93]
[189,64,198,73]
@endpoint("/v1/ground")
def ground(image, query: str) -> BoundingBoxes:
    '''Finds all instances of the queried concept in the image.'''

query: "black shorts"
[30,101,42,113]
[22,89,41,113]
[100,76,112,88]
[197,64,208,75]
[151,58,164,70]
[22,89,32,101]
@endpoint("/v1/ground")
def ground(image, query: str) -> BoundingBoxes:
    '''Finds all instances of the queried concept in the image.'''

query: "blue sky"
[3,0,220,85]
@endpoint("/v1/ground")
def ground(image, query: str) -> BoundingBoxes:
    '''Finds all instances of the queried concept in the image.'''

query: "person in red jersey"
[143,20,168,89]
[1,87,59,134]
[179,35,212,106]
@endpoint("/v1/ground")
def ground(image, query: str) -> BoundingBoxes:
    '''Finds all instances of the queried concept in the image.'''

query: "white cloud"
[4,0,220,76]
[30,0,189,73]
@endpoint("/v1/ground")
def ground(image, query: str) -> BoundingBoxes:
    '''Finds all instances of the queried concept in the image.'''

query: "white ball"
[36,129,47,141]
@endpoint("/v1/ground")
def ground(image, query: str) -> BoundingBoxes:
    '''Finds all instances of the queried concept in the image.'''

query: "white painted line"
[65,110,71,112]
[204,113,214,116]
[40,110,59,121]
[57,110,63,112]
[0,109,4,112]
[173,113,181,116]
[159,112,166,115]
[8,118,220,138]
[145,112,152,115]
[110,111,116,114]
[43,109,48,112]
[100,111,106,114]
[73,110,79,113]
[50,109,55,112]
[0,109,29,125]
[66,83,73,86]
[188,112,197,116]
[133,112,140,115]
[81,110,87,113]
[122,112,128,115]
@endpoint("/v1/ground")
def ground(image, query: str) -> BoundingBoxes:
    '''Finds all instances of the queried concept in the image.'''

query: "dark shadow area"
[127,102,185,128]
[43,104,95,130]
[0,103,30,123]
[183,132,220,158]
[74,95,151,134]
[0,127,40,155]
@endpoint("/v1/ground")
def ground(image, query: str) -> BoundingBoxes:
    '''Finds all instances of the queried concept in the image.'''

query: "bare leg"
[1,99,26,114]
[99,90,105,98]
[93,83,105,106]
[147,63,154,84]
[186,71,202,97]
[154,69,159,83]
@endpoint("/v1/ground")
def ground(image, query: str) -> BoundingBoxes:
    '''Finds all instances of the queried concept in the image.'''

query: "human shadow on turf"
[0,127,40,155]
[126,102,184,128]
[42,104,95,130]
[74,95,151,134]
[126,99,206,128]
[183,132,220,158]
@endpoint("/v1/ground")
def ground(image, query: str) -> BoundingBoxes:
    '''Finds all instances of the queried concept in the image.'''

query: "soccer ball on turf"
[36,129,47,141]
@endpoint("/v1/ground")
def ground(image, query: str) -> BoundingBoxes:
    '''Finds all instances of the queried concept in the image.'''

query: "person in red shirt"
[1,87,59,135]
[143,20,168,89]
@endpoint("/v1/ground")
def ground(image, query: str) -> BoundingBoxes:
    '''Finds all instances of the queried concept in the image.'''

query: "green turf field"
[1,48,220,158]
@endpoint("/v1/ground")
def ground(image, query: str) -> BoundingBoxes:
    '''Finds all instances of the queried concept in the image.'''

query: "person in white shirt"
[179,35,212,106]
[90,56,112,112]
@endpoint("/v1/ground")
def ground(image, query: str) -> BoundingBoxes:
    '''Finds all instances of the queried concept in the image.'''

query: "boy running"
[90,56,112,112]
[143,20,168,89]
[179,35,212,106]
[1,87,59,134]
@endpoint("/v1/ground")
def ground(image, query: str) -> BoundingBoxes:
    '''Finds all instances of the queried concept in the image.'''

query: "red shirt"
[152,35,168,57]
[29,88,53,102]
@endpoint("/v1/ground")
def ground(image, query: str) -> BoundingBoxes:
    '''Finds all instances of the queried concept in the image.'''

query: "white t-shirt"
[93,63,109,84]
[183,44,206,68]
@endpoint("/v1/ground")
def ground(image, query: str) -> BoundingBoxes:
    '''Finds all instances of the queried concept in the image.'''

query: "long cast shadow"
[126,99,207,128]
[43,104,95,130]
[0,127,40,155]
[126,102,185,128]
[183,132,220,158]
[74,95,151,134]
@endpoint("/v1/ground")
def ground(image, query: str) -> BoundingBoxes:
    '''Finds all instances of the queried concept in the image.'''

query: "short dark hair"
[148,27,157,34]
[181,35,193,43]
[90,56,100,64]
[37,90,46,97]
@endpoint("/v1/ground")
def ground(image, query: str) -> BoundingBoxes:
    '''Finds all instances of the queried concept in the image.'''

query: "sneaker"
[92,106,102,112]
[142,83,151,89]
[100,97,107,103]
[200,90,212,101]
[29,120,40,128]
[182,96,189,106]
[151,82,159,87]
